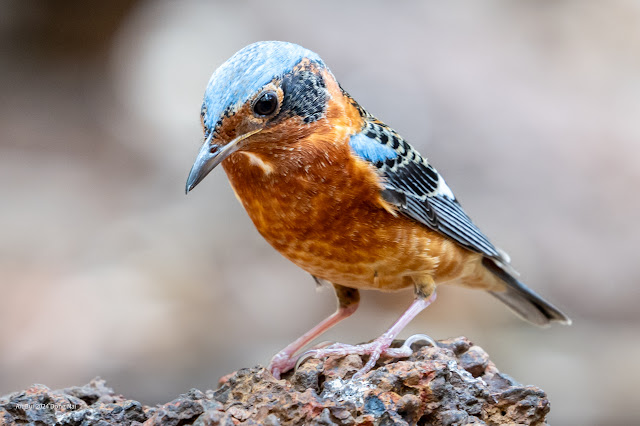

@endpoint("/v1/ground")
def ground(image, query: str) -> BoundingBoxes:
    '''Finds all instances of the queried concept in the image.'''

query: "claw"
[294,352,313,372]
[402,333,437,350]
[294,341,336,372]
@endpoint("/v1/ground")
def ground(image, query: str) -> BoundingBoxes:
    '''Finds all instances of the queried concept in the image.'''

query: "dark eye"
[253,91,278,116]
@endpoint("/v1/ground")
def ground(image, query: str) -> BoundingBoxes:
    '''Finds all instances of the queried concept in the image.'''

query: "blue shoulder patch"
[349,132,398,163]
[202,41,324,130]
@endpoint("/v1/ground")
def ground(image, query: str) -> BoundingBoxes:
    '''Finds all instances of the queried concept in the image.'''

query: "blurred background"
[1,1,639,424]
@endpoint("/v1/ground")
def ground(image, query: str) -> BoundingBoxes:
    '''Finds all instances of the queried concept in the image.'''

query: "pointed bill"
[185,129,260,193]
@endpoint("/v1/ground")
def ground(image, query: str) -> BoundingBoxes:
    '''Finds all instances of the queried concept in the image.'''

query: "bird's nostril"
[209,145,219,155]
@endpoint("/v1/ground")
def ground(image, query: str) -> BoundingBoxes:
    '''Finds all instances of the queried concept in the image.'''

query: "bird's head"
[186,41,337,193]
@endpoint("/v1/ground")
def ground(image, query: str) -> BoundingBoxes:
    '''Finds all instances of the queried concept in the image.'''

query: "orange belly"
[221,146,492,292]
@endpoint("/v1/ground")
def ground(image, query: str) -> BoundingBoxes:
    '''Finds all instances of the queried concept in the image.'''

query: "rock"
[0,337,550,425]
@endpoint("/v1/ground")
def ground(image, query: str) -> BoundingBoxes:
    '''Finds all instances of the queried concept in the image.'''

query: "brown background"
[1,1,639,424]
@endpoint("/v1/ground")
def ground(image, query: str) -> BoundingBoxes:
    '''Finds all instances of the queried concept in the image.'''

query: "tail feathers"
[483,258,572,327]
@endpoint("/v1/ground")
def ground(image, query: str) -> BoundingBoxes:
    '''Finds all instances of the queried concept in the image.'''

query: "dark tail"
[483,258,571,327]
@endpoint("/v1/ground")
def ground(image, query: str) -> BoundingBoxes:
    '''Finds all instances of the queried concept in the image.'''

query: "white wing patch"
[437,175,455,199]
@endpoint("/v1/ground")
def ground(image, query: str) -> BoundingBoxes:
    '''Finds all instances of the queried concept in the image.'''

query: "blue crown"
[202,41,324,131]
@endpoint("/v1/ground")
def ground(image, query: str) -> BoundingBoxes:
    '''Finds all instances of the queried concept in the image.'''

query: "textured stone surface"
[0,337,549,425]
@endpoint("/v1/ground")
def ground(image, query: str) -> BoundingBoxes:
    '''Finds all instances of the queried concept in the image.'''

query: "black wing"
[349,119,503,260]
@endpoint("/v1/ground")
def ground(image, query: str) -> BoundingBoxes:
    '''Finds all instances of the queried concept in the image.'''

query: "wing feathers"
[348,122,505,262]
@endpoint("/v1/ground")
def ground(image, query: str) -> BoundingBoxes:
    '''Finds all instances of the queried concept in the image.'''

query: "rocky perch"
[0,337,549,425]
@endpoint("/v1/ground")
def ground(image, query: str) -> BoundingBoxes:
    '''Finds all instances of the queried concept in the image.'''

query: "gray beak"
[186,133,219,193]
[185,129,260,194]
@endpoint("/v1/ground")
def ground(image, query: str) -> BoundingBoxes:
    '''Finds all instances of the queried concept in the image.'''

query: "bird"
[185,41,571,380]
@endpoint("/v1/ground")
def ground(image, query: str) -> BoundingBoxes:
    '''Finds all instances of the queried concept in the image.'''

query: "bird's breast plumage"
[222,143,434,290]
[221,126,476,291]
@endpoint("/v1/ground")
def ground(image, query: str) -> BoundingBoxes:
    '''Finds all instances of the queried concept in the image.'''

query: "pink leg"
[269,284,359,379]
[301,291,437,379]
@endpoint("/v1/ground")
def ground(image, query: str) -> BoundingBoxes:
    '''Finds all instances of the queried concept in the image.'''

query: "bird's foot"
[268,351,296,380]
[269,341,335,379]
[298,333,436,379]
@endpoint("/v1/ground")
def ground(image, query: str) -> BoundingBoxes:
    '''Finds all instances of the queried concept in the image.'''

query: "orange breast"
[221,140,482,291]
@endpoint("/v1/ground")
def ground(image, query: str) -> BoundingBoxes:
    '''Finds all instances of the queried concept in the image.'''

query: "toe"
[269,352,298,378]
